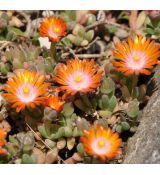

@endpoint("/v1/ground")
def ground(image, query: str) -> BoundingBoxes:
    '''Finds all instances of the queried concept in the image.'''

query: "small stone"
[1,120,11,132]
[64,157,75,164]
[45,148,58,164]
[57,138,66,150]
[33,147,45,164]
[67,137,75,150]
[72,153,83,162]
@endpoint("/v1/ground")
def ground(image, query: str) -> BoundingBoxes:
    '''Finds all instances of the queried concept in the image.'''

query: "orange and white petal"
[54,58,103,97]
[113,35,160,75]
[38,16,67,42]
[3,70,49,112]
[80,125,122,161]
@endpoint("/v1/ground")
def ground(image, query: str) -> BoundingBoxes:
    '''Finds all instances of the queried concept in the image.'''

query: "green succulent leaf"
[84,30,94,42]
[121,121,130,131]
[73,36,84,46]
[132,87,140,99]
[64,126,73,137]
[22,154,36,164]
[138,84,147,100]
[38,123,59,139]
[87,14,96,25]
[61,37,73,47]
[8,27,24,36]
[54,127,65,139]
[106,24,118,33]
[38,125,49,139]
[74,99,90,112]
[60,11,76,29]
[77,143,84,155]
[101,94,109,109]
[100,77,115,95]
[45,139,56,149]
[0,62,10,75]
[116,124,123,133]
[62,102,74,117]
[126,99,139,118]
[77,27,86,38]
[121,85,131,101]
[72,127,81,137]
[108,95,117,112]
[98,110,112,118]
[9,136,19,145]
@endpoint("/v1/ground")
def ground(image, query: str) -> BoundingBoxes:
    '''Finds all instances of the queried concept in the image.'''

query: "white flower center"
[126,51,147,70]
[91,137,111,155]
[67,71,91,91]
[48,26,60,39]
[16,84,37,103]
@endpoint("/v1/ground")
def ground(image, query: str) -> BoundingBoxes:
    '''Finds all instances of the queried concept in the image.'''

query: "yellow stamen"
[133,54,140,61]
[98,140,105,148]
[23,87,30,94]
[54,27,60,33]
[74,75,82,82]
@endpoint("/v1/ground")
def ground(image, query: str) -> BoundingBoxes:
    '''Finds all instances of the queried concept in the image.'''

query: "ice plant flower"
[38,16,67,42]
[3,70,49,112]
[80,125,122,161]
[54,58,103,96]
[113,35,160,75]
[44,95,64,112]
[0,128,7,155]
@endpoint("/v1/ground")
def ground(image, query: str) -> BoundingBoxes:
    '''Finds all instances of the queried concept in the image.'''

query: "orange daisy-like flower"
[3,70,49,112]
[80,125,122,161]
[38,16,67,42]
[54,59,103,96]
[44,95,64,112]
[113,35,160,75]
[0,128,7,155]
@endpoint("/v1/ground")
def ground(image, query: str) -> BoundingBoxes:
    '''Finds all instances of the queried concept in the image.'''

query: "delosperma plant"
[0,10,159,164]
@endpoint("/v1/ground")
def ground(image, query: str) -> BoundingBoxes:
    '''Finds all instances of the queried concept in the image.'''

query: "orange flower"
[38,16,67,42]
[0,148,7,155]
[0,128,7,147]
[113,35,160,75]
[81,125,122,161]
[54,58,103,96]
[44,95,64,112]
[0,128,7,155]
[3,70,49,112]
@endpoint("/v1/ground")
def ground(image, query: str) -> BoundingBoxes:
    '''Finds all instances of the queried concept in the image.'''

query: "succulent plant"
[1,43,55,75]
[63,24,94,47]
[5,131,37,163]
[38,102,82,141]
[126,99,140,119]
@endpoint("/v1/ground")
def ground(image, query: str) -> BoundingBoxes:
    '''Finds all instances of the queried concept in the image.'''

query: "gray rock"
[123,66,160,164]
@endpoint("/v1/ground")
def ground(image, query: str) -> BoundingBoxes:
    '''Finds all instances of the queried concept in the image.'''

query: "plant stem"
[50,42,57,61]
[131,75,138,97]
